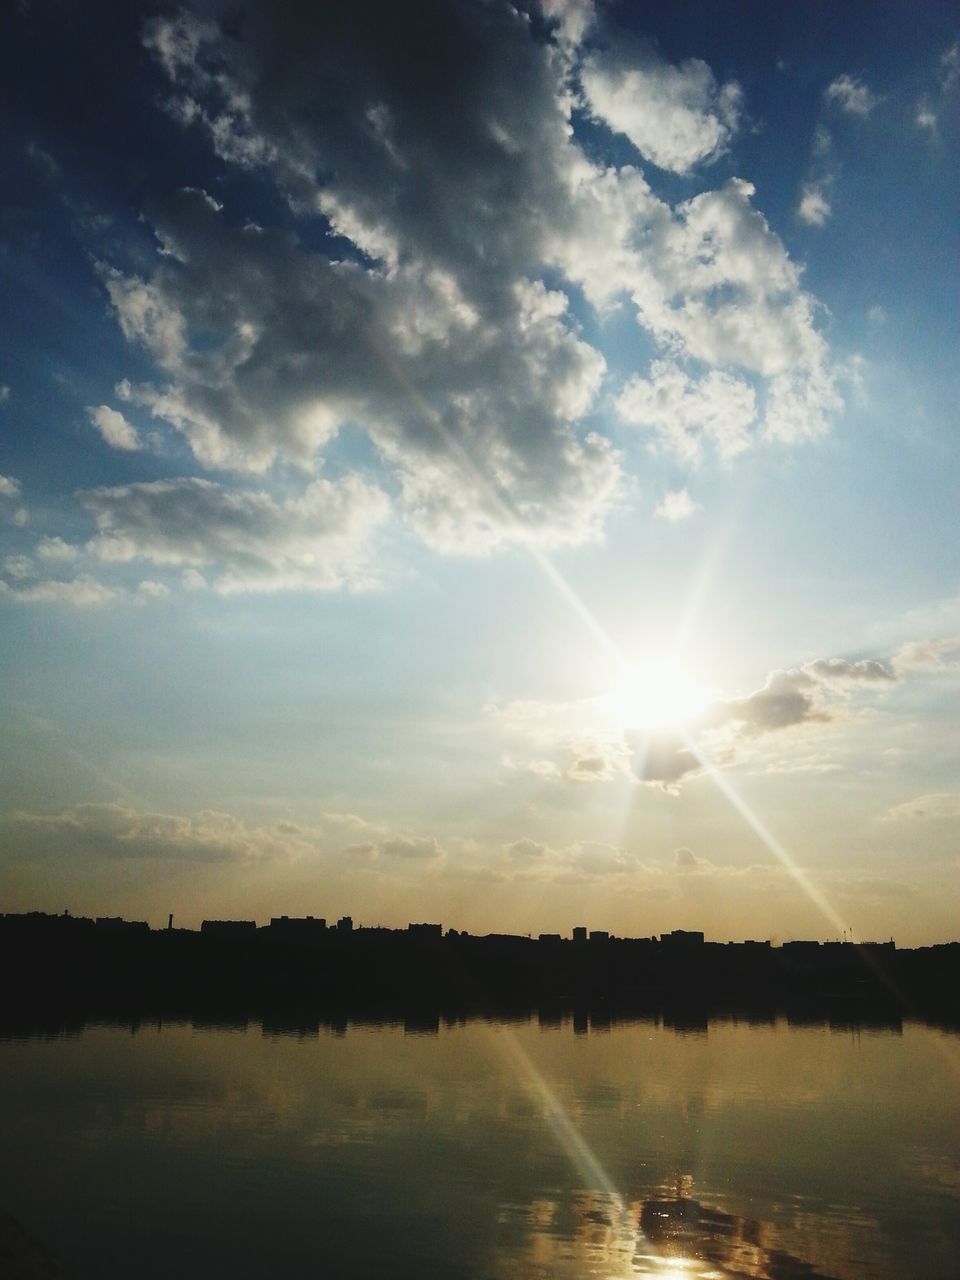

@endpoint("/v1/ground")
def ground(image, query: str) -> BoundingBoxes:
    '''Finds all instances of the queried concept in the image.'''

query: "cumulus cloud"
[378,835,445,861]
[89,0,841,561]
[804,657,896,683]
[136,579,170,601]
[3,554,32,580]
[797,184,831,227]
[0,474,20,499]
[632,733,703,789]
[618,360,757,463]
[88,404,140,451]
[825,74,880,117]
[36,536,79,561]
[655,488,699,522]
[81,474,389,593]
[581,47,742,174]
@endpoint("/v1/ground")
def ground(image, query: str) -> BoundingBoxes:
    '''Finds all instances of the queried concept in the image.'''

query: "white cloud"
[82,474,389,594]
[115,3,839,558]
[916,100,938,133]
[581,50,742,174]
[797,184,831,227]
[136,579,171,601]
[539,0,596,47]
[825,74,880,117]
[3,554,33,580]
[618,360,757,463]
[915,42,960,134]
[0,474,20,499]
[36,536,79,561]
[88,404,141,451]
[0,385,9,404]
[0,575,117,606]
[655,488,698,522]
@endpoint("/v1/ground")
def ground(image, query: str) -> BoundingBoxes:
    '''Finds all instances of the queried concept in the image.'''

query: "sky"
[0,0,958,944]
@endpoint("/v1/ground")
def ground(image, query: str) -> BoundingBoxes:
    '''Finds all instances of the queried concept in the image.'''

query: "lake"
[0,1013,957,1278]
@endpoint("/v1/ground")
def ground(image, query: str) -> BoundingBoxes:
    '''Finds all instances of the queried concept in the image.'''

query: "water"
[0,1013,957,1278]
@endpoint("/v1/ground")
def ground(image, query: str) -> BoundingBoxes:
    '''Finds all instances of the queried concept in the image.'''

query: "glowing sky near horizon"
[1,1,958,943]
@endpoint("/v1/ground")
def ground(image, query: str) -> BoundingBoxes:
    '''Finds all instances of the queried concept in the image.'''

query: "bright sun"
[596,659,714,733]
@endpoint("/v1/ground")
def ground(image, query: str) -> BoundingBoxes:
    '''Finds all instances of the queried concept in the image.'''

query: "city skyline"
[1,2,958,946]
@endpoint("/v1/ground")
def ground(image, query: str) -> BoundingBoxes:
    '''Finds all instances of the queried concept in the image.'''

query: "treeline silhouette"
[2,911,958,1032]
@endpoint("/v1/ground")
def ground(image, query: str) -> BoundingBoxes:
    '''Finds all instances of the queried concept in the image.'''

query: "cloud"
[81,474,389,593]
[0,385,9,404]
[885,793,960,822]
[632,733,703,789]
[916,43,960,134]
[3,555,32,580]
[0,474,20,499]
[581,47,742,174]
[565,737,630,782]
[7,801,450,875]
[503,835,640,881]
[378,835,445,861]
[0,575,118,606]
[673,846,712,873]
[804,657,896,683]
[893,634,960,672]
[36,536,79,562]
[618,360,756,464]
[916,100,939,133]
[494,643,906,793]
[9,802,278,863]
[797,184,831,227]
[88,404,141,451]
[136,579,171,601]
[102,1,840,559]
[825,74,879,117]
[655,488,698,522]
[505,838,549,861]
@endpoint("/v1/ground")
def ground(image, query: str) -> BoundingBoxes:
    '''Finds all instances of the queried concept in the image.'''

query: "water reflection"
[0,1015,956,1279]
[494,1186,853,1278]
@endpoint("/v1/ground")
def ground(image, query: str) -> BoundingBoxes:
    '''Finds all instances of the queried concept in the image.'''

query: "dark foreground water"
[0,1014,958,1279]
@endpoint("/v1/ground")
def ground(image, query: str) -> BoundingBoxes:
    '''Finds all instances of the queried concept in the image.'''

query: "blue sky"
[1,0,958,943]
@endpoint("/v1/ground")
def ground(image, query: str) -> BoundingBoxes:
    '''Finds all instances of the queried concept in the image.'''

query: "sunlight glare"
[597,659,714,733]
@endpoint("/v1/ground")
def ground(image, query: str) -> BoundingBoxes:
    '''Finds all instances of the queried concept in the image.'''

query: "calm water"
[0,1014,958,1279]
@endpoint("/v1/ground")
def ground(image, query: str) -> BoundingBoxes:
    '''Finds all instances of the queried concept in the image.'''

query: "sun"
[596,658,714,733]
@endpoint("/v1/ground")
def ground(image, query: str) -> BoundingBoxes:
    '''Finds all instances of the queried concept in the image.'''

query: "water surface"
[0,1014,957,1278]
